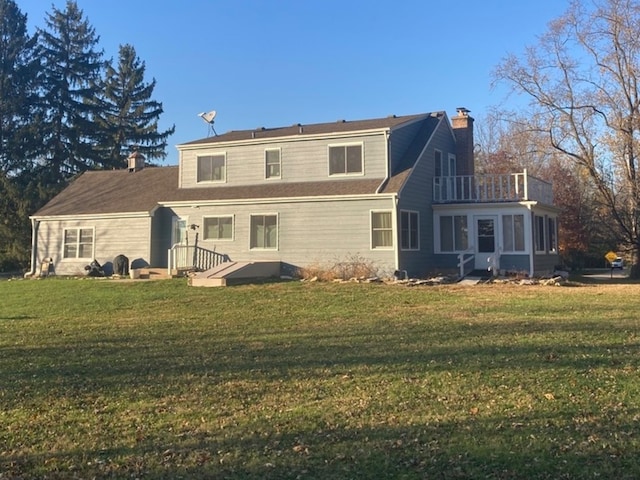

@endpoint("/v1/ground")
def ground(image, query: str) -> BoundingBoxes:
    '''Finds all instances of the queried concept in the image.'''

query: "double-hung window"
[197,154,226,183]
[250,214,278,249]
[400,211,419,250]
[371,211,393,249]
[439,215,468,252]
[329,144,362,175]
[63,227,94,259]
[203,216,233,241]
[265,149,281,179]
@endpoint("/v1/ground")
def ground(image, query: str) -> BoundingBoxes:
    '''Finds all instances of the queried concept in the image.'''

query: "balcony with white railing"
[433,169,553,204]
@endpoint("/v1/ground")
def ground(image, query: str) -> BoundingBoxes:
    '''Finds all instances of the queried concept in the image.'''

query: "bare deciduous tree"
[494,0,640,276]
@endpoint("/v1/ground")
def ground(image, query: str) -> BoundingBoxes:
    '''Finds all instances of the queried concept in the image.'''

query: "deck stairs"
[189,261,281,287]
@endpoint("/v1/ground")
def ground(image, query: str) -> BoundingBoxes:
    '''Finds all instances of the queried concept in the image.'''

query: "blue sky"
[18,1,569,165]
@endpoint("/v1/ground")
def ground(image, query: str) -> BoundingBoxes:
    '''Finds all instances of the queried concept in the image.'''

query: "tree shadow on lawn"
[3,407,639,479]
[2,317,638,408]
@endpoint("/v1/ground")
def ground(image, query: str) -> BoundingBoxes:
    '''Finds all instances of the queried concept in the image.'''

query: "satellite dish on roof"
[197,110,218,136]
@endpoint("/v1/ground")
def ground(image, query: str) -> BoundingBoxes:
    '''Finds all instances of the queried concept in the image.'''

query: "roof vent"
[127,150,145,172]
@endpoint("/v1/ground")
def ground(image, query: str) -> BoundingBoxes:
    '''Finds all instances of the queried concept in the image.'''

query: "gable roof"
[33,111,446,218]
[180,113,431,147]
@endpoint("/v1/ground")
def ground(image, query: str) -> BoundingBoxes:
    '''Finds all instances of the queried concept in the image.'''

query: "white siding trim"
[177,128,396,151]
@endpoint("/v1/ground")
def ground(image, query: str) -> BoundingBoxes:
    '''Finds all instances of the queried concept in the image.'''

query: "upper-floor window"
[63,227,94,259]
[197,154,226,183]
[203,216,233,241]
[265,149,281,179]
[329,144,362,176]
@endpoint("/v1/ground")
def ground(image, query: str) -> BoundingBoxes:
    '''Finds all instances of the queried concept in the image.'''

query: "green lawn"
[1,278,639,479]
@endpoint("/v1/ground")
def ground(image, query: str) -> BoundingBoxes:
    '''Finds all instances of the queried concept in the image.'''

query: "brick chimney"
[452,107,474,176]
[127,150,145,172]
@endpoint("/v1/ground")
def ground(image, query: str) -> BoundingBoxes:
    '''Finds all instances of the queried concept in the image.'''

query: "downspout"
[375,129,391,194]
[27,218,39,277]
[393,194,400,272]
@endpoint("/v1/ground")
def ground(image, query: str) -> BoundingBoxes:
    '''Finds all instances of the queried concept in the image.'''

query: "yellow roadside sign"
[605,251,618,263]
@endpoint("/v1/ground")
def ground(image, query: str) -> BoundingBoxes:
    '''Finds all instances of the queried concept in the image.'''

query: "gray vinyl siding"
[500,254,531,273]
[533,253,560,275]
[35,217,152,276]
[167,196,398,276]
[179,133,388,189]
[388,119,426,172]
[396,120,457,276]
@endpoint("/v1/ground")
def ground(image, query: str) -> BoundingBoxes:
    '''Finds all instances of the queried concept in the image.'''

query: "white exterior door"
[171,216,188,246]
[474,215,497,270]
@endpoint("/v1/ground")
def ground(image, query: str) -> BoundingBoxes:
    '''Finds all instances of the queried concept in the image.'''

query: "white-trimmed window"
[547,217,557,253]
[534,215,546,253]
[502,214,525,252]
[197,154,226,183]
[265,148,281,179]
[63,227,94,259]
[329,144,363,175]
[250,214,278,249]
[400,210,419,250]
[439,215,468,252]
[203,216,233,241]
[371,211,393,249]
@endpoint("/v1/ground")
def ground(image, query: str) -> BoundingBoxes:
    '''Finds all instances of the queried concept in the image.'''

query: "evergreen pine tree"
[93,43,175,168]
[0,0,40,175]
[0,0,41,270]
[37,0,104,182]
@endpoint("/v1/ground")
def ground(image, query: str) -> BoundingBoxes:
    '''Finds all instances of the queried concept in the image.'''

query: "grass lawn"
[1,277,640,479]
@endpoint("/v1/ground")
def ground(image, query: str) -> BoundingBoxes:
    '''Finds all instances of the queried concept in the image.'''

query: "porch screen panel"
[547,217,557,252]
[514,215,525,251]
[440,216,453,251]
[454,216,468,251]
[502,214,525,252]
[534,215,545,252]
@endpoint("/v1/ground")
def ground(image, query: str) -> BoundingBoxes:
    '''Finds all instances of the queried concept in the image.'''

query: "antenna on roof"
[197,110,218,136]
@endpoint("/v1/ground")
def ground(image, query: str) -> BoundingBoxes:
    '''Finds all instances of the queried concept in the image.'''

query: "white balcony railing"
[433,169,553,204]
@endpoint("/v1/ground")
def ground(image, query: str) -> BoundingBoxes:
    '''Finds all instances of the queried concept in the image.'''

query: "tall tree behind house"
[91,43,175,169]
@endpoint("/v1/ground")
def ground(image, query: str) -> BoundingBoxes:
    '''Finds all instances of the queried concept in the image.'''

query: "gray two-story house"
[28,108,559,279]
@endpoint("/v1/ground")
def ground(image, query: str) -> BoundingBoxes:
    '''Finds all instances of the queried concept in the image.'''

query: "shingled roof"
[33,167,398,217]
[180,112,430,146]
